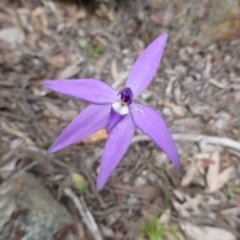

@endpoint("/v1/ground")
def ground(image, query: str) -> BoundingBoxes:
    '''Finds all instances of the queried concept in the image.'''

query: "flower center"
[118,87,133,105]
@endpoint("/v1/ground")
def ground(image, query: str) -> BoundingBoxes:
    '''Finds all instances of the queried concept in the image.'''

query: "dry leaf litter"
[0,0,240,239]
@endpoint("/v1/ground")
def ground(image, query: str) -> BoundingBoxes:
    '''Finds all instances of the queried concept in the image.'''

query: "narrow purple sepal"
[97,114,135,190]
[107,106,126,133]
[48,104,111,153]
[131,103,179,170]
[43,79,118,104]
[126,33,168,98]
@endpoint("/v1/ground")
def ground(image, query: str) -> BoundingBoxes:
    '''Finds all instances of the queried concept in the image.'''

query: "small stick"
[132,134,240,152]
[64,188,103,240]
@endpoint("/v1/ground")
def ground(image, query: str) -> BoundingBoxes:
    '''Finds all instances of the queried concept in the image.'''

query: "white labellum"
[112,102,129,115]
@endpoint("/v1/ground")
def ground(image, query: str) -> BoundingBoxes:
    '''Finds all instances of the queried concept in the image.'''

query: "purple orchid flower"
[43,33,179,190]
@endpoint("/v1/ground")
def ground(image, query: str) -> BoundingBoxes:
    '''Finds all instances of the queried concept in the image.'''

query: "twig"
[64,188,103,240]
[93,204,149,216]
[79,161,107,209]
[132,134,240,152]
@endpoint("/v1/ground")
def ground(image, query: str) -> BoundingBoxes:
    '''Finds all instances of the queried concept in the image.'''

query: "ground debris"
[0,0,240,239]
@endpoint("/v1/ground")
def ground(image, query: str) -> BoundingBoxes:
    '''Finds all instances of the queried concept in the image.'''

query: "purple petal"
[48,104,111,153]
[107,107,126,133]
[97,114,135,190]
[126,33,168,98]
[43,79,118,104]
[131,103,179,169]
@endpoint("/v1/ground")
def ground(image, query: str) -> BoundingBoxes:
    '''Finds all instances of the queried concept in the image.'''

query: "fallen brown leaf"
[206,150,220,192]
[57,64,81,79]
[45,54,66,68]
[206,150,235,193]
[111,183,163,198]
[0,27,25,45]
[1,121,34,146]
[44,102,77,121]
[81,129,108,144]
[234,91,240,101]
[111,58,118,82]
[180,165,196,187]
[202,159,215,169]
[163,100,185,117]
[181,221,236,240]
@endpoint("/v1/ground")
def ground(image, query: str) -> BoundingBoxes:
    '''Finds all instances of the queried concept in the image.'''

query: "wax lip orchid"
[43,33,179,190]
